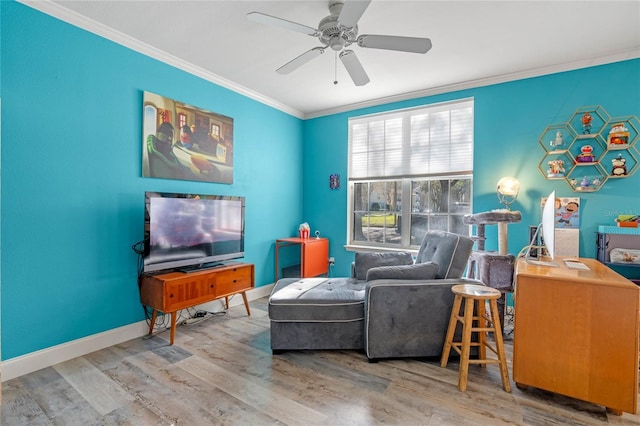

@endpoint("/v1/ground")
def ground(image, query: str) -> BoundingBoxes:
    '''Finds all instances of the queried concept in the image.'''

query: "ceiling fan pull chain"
[334,51,339,85]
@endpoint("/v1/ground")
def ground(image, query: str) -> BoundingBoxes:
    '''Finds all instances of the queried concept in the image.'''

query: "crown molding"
[303,50,640,119]
[18,0,305,119]
[17,1,640,122]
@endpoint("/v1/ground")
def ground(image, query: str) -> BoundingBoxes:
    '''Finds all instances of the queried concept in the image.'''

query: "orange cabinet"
[275,237,329,282]
[140,262,254,344]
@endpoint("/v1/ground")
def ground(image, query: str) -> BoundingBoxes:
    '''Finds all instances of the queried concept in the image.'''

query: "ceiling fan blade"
[247,12,318,36]
[339,50,370,86]
[338,0,372,28]
[357,35,432,54]
[277,47,325,74]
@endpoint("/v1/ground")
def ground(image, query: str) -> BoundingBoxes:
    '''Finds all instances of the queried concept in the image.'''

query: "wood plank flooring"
[2,298,639,425]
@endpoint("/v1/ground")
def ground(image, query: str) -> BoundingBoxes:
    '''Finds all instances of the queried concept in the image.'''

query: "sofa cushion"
[414,230,474,279]
[366,261,439,281]
[269,277,366,322]
[354,252,414,280]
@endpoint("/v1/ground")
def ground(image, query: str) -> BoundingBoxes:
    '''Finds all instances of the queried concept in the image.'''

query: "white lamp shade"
[497,177,520,209]
[497,177,520,197]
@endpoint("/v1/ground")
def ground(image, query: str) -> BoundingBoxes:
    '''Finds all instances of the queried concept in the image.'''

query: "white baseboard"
[1,284,274,382]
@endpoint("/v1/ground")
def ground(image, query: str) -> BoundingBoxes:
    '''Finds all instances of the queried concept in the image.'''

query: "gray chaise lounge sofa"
[269,230,481,361]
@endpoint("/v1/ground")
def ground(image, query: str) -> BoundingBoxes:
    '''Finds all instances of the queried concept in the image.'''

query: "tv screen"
[143,192,245,273]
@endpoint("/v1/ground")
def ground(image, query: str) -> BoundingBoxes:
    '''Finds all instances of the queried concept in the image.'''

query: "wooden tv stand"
[139,262,254,345]
[513,257,639,415]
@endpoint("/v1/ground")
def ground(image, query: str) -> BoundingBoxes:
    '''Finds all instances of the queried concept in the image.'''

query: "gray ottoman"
[268,277,366,352]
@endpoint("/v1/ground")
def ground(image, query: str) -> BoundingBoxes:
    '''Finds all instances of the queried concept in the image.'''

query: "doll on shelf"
[576,145,595,163]
[611,154,628,176]
[549,130,564,149]
[581,112,593,134]
[547,159,565,177]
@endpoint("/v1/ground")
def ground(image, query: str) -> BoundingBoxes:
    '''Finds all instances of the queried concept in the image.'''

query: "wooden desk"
[275,237,328,282]
[513,257,639,414]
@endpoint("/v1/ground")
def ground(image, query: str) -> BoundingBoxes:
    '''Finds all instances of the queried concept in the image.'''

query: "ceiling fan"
[247,0,432,86]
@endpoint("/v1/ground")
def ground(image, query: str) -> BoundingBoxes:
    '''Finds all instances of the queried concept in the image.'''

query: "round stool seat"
[452,284,501,300]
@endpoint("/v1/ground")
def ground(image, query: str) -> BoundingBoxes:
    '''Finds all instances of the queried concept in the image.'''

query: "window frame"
[346,98,474,252]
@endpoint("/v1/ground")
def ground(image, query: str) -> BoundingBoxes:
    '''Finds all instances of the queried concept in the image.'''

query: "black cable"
[132,241,145,279]
[200,309,227,317]
[135,235,231,333]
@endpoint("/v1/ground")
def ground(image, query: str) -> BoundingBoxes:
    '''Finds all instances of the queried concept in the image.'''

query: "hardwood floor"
[2,297,639,425]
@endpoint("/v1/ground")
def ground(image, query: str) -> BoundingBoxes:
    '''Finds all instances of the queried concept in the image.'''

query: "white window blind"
[349,99,474,180]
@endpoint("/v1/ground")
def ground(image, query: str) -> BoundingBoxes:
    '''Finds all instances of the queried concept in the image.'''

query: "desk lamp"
[497,177,520,211]
[496,176,521,254]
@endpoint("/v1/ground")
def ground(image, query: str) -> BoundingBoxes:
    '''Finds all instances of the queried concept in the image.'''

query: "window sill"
[345,244,419,255]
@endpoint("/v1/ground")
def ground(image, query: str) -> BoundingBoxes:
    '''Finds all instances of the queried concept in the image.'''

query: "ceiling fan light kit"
[248,0,432,86]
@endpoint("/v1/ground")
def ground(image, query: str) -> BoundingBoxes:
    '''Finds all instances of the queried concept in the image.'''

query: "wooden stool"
[440,284,511,392]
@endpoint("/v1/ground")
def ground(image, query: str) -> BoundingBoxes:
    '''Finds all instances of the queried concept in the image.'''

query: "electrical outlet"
[329,257,335,266]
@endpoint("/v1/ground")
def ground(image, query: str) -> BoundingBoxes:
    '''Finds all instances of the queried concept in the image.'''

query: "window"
[178,113,187,129]
[348,99,474,250]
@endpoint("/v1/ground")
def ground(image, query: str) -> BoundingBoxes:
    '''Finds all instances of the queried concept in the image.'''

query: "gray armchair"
[363,230,478,361]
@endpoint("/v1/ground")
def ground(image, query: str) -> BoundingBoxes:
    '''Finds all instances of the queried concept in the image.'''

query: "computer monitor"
[541,190,556,260]
[524,191,556,265]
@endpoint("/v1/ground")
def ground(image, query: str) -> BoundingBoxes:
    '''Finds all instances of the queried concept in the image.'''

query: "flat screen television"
[143,191,245,273]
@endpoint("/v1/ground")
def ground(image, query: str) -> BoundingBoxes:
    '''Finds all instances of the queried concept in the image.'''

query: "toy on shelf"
[607,123,630,147]
[581,112,593,134]
[549,130,564,149]
[611,153,628,176]
[575,145,596,163]
[547,159,565,177]
[571,176,601,192]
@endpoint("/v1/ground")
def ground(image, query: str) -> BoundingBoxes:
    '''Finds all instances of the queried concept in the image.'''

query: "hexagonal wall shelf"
[538,106,639,192]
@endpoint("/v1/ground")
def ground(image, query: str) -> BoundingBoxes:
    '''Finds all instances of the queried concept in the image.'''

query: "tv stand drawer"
[163,276,216,311]
[214,265,253,296]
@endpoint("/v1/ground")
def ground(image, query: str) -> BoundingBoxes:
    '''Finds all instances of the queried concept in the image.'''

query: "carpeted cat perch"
[464,210,522,331]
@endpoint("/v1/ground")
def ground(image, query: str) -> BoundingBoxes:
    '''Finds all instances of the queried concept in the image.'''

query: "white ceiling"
[24,0,640,118]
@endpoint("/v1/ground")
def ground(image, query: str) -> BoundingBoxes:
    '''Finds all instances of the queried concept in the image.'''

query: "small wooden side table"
[274,237,328,282]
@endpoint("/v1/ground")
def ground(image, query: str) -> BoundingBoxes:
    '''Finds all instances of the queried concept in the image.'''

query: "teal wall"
[304,59,640,277]
[1,3,303,360]
[1,2,639,361]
